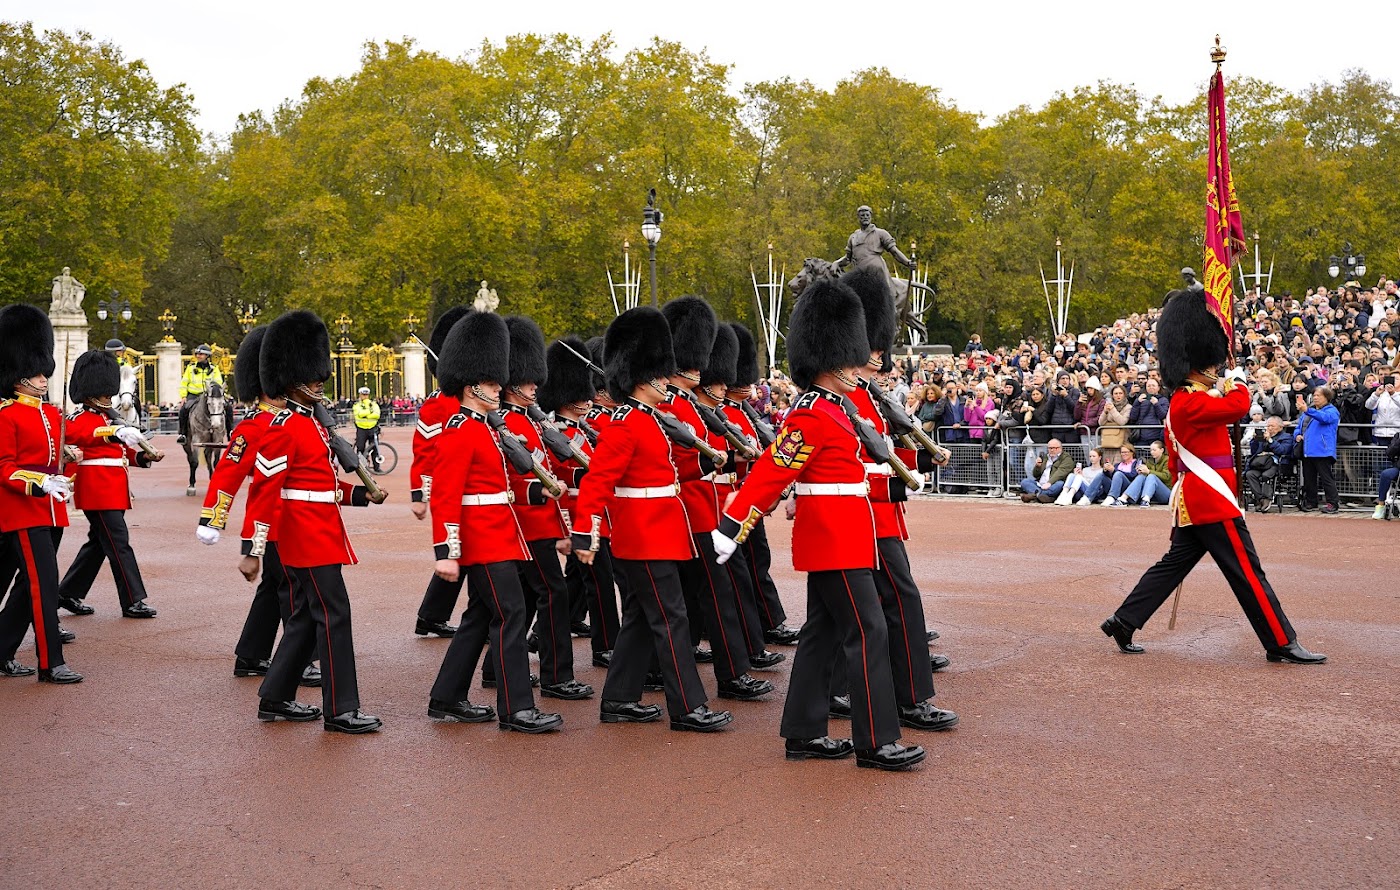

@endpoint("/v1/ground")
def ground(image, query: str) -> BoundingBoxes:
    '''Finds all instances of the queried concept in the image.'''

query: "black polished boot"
[1,660,36,678]
[499,708,563,734]
[234,656,271,677]
[299,663,323,687]
[414,617,456,637]
[324,710,383,734]
[257,699,321,722]
[897,701,959,731]
[428,699,495,723]
[1265,642,1328,664]
[122,601,158,619]
[600,700,663,723]
[58,596,95,616]
[784,736,855,761]
[38,665,83,684]
[1100,615,1144,654]
[748,650,786,670]
[540,679,594,700]
[855,743,926,771]
[828,695,852,719]
[669,705,733,733]
[763,624,800,646]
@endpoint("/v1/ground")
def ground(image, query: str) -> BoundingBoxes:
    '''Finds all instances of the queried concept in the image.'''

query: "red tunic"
[719,401,759,482]
[200,404,277,549]
[719,388,877,573]
[555,416,609,537]
[1165,380,1249,528]
[244,403,366,568]
[849,382,910,541]
[409,391,456,503]
[584,405,615,432]
[67,407,151,512]
[656,387,724,533]
[0,395,70,533]
[430,408,530,565]
[571,400,695,562]
[501,403,567,542]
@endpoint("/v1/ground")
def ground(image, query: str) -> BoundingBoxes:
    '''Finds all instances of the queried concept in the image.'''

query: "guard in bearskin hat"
[0,304,82,683]
[657,296,773,703]
[1101,289,1326,664]
[583,336,621,427]
[54,349,165,620]
[241,310,386,733]
[426,310,562,732]
[493,315,593,701]
[195,326,320,688]
[693,323,786,673]
[540,335,621,665]
[719,322,798,645]
[570,307,732,732]
[712,279,926,770]
[408,305,472,639]
[830,263,957,733]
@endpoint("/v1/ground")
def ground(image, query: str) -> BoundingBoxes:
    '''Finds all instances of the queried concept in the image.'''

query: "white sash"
[1165,413,1241,519]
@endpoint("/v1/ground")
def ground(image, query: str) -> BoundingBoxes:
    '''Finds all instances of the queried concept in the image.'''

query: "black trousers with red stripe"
[1115,517,1297,651]
[432,561,535,716]
[605,558,708,718]
[417,572,464,624]
[741,519,787,629]
[235,541,294,662]
[830,537,936,707]
[259,564,361,715]
[677,533,752,681]
[567,538,621,654]
[57,509,147,608]
[722,541,769,659]
[0,527,67,670]
[781,568,901,750]
[518,538,575,686]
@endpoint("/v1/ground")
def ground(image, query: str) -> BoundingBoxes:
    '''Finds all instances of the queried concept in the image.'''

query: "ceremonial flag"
[1203,67,1246,350]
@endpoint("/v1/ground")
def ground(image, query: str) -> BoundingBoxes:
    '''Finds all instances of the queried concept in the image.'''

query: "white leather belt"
[79,458,127,467]
[615,485,680,499]
[462,491,513,506]
[282,488,339,503]
[793,482,868,497]
[863,462,891,476]
[702,471,737,484]
[566,488,580,497]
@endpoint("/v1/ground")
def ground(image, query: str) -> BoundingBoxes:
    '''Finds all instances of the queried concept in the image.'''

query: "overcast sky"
[14,0,1400,136]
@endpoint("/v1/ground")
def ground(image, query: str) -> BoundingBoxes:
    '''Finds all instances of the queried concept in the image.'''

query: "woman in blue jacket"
[1295,386,1340,514]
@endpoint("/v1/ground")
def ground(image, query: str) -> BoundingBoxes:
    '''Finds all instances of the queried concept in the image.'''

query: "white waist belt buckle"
[461,491,513,506]
[793,482,869,497]
[282,489,340,503]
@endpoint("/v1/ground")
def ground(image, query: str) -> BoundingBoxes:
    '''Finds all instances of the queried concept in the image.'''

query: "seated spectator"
[1118,439,1171,506]
[1372,434,1400,520]
[1128,377,1169,444]
[1019,438,1073,503]
[1056,447,1108,505]
[1103,445,1142,505]
[1244,415,1294,513]
[1296,385,1340,514]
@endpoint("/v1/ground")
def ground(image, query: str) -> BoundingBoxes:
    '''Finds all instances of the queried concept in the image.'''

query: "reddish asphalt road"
[1,427,1396,889]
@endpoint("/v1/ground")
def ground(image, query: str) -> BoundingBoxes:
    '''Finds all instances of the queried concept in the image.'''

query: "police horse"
[182,383,231,496]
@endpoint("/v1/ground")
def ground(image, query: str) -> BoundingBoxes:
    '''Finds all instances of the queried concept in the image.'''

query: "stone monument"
[473,280,500,313]
[48,266,90,410]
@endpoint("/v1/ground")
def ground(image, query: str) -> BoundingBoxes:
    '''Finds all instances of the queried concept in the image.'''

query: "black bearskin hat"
[260,310,331,397]
[504,315,548,388]
[68,349,120,403]
[787,279,869,390]
[0,303,56,397]
[538,336,596,413]
[730,323,760,387]
[438,311,509,397]
[840,264,897,360]
[660,296,717,373]
[701,322,739,388]
[427,305,470,377]
[234,326,268,403]
[605,307,675,402]
[1155,288,1230,390]
[585,336,606,394]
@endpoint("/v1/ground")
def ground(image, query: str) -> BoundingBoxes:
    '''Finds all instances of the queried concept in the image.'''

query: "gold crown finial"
[1211,35,1227,67]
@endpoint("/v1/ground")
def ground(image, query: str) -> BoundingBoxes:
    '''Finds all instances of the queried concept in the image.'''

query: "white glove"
[1223,367,1249,384]
[41,475,71,502]
[196,525,220,545]
[115,426,146,449]
[710,529,738,565]
[904,470,926,492]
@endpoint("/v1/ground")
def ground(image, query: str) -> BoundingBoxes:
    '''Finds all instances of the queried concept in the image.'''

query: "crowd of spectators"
[751,277,1400,516]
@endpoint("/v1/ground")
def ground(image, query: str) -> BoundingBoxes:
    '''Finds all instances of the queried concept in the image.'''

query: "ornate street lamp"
[336,313,354,351]
[403,312,421,338]
[158,308,178,343]
[96,290,132,339]
[1327,242,1366,282]
[641,188,663,307]
[238,301,260,334]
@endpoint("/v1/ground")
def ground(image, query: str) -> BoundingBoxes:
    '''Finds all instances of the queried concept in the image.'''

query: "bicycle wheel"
[369,441,398,476]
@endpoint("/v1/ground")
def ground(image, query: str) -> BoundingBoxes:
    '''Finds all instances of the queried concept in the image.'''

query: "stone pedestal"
[155,340,184,407]
[49,310,89,410]
[401,341,428,398]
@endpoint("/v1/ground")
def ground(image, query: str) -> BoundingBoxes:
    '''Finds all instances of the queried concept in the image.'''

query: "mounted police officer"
[177,344,223,445]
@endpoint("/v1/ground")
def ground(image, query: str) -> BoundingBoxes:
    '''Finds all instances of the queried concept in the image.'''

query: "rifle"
[311,401,386,502]
[487,411,564,499]
[576,415,600,448]
[695,401,760,460]
[868,383,951,466]
[101,404,161,459]
[653,408,727,466]
[738,399,776,448]
[526,404,590,469]
[839,395,924,492]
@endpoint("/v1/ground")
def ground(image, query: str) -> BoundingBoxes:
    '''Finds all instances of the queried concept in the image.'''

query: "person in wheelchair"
[1372,434,1400,521]
[1244,415,1294,513]
[352,387,382,469]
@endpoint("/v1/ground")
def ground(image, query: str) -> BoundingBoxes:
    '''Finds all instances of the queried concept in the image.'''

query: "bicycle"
[357,427,398,476]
